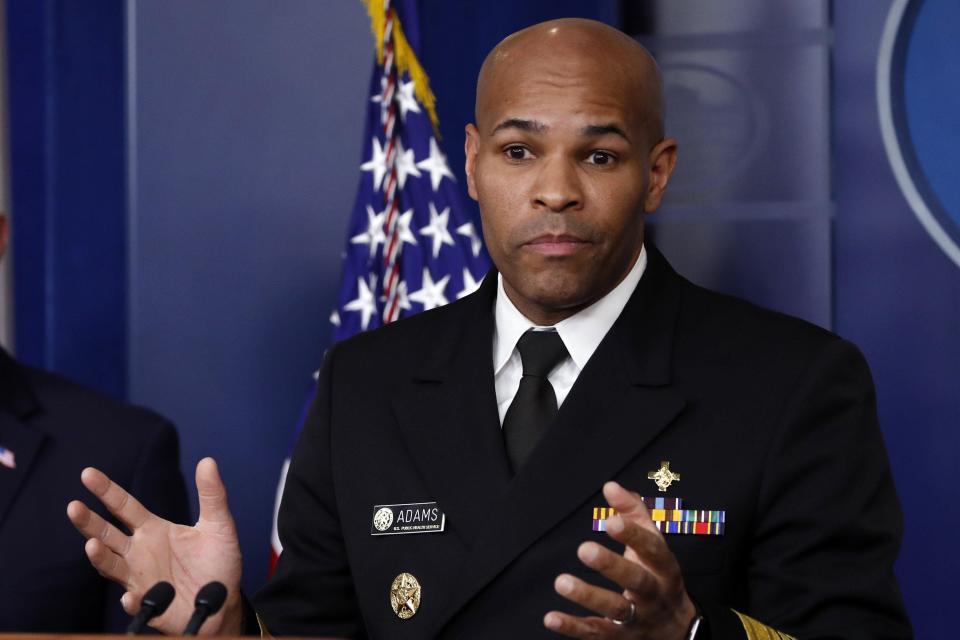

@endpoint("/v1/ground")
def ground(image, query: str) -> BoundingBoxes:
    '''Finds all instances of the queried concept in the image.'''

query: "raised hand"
[544,481,698,640]
[67,457,244,635]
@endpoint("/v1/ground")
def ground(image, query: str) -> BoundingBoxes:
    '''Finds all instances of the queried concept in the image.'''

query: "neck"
[501,284,593,326]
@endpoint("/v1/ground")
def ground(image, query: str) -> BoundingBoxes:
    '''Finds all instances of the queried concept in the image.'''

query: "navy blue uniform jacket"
[254,246,910,639]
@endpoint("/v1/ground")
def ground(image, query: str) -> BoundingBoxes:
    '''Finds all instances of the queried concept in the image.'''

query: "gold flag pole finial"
[362,0,441,136]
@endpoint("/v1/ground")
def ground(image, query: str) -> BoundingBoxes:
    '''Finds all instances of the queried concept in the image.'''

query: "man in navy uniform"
[0,213,189,632]
[67,18,909,639]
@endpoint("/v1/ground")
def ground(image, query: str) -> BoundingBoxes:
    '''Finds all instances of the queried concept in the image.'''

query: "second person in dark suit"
[0,214,190,633]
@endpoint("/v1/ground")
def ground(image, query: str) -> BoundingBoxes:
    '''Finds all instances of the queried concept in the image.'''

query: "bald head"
[463,18,679,325]
[476,18,664,146]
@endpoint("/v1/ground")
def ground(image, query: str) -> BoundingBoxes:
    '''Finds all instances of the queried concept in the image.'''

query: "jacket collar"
[0,348,41,420]
[0,349,46,527]
[413,243,679,385]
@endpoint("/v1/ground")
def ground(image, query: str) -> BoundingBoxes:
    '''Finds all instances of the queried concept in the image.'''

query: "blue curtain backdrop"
[5,1,956,633]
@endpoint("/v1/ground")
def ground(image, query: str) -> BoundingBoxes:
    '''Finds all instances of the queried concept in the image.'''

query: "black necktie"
[502,329,569,473]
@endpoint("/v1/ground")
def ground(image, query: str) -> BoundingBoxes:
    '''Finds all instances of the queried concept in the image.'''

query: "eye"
[503,145,532,161]
[588,151,615,166]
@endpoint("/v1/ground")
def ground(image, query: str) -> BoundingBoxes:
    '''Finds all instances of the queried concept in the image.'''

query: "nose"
[531,156,583,213]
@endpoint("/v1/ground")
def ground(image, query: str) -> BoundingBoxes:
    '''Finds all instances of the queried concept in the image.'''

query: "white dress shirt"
[493,245,648,425]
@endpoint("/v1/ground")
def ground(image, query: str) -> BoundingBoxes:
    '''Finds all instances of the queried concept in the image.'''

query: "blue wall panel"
[834,1,959,635]
[127,0,373,592]
[6,0,51,366]
[7,0,128,398]
[638,2,833,328]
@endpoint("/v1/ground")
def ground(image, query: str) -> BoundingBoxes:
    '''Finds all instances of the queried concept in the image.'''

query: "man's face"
[465,47,675,324]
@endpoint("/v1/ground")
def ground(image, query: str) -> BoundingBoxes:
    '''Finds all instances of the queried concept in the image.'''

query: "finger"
[195,457,236,531]
[80,467,152,530]
[67,500,132,556]
[603,513,675,577]
[554,573,637,624]
[602,481,653,524]
[85,537,131,585]
[577,541,658,598]
[120,591,140,616]
[544,611,621,639]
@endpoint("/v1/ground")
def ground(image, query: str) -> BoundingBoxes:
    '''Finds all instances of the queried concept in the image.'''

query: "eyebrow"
[580,123,630,143]
[489,118,630,143]
[490,118,548,135]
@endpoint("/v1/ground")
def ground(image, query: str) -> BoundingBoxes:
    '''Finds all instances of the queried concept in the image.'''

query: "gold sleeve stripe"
[733,610,796,640]
[256,612,274,639]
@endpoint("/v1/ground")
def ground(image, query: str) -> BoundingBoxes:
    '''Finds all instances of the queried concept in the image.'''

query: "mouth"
[524,234,591,257]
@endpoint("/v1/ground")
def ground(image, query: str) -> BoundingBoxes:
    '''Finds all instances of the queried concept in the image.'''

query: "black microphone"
[181,581,228,636]
[126,581,175,635]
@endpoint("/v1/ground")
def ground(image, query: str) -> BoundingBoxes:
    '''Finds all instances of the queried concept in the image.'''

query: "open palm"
[68,458,243,635]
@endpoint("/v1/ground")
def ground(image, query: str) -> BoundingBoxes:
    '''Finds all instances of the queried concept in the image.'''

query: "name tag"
[370,502,446,536]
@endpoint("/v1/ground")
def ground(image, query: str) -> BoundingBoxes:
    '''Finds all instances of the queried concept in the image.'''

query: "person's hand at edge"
[67,457,244,635]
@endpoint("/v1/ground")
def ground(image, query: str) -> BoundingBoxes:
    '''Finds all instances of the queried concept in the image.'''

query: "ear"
[643,138,678,213]
[464,124,480,202]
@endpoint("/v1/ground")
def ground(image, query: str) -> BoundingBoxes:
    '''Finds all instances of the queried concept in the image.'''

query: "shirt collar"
[493,244,648,374]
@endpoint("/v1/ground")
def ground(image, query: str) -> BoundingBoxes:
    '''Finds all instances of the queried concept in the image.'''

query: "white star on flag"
[458,268,483,299]
[396,79,422,120]
[395,280,412,312]
[380,280,413,312]
[420,202,455,258]
[416,137,455,191]
[370,77,390,124]
[409,268,450,310]
[343,275,378,330]
[350,205,386,259]
[456,222,484,258]
[395,139,421,189]
[0,446,16,470]
[329,310,341,327]
[396,208,418,247]
[371,78,422,122]
[360,137,387,191]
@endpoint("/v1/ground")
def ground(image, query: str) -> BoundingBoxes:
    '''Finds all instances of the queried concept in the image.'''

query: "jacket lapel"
[0,350,46,526]
[391,272,513,540]
[436,247,689,628]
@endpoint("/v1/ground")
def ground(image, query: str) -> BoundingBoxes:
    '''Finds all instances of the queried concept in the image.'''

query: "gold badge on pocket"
[390,572,421,619]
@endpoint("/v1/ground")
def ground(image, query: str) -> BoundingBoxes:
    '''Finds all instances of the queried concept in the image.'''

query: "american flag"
[269,0,490,573]
[0,446,15,470]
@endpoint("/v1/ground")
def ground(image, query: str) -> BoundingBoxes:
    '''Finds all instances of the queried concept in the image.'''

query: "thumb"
[195,457,236,532]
